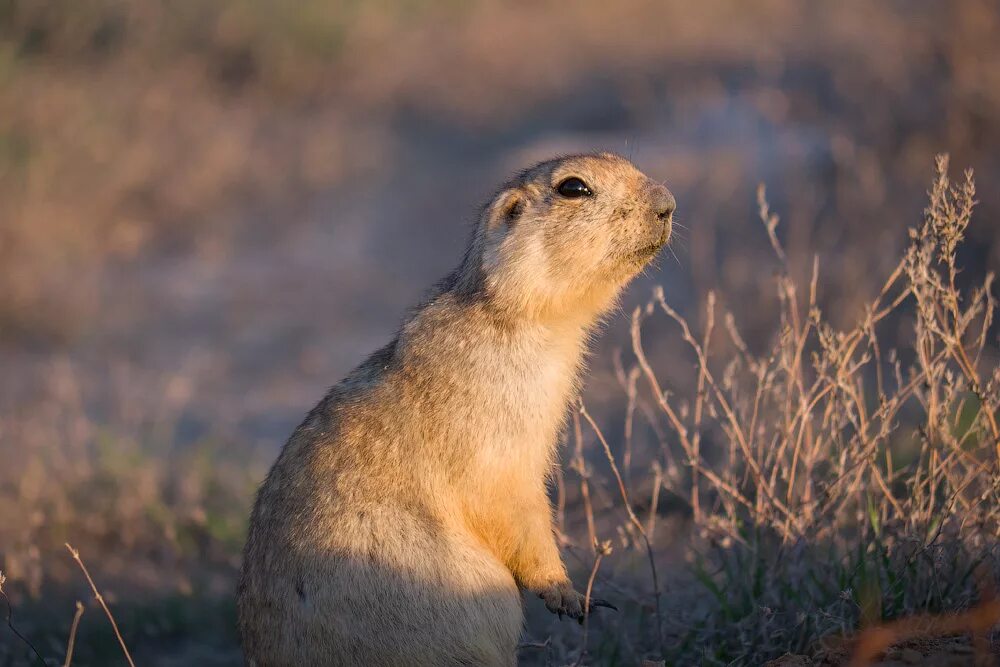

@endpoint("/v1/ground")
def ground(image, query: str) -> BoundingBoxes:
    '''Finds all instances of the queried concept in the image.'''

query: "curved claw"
[586,597,619,612]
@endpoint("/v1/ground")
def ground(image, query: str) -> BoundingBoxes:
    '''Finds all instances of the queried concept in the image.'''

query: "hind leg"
[268,536,522,666]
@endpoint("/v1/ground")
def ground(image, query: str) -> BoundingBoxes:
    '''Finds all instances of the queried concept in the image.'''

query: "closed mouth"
[612,219,671,266]
[637,222,671,258]
[631,241,665,262]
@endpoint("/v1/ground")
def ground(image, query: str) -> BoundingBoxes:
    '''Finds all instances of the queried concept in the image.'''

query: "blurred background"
[1,1,999,664]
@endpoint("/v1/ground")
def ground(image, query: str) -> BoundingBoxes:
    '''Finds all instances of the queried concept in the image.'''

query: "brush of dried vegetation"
[551,155,999,666]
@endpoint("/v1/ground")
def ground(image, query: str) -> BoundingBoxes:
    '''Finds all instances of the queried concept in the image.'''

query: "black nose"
[651,185,676,220]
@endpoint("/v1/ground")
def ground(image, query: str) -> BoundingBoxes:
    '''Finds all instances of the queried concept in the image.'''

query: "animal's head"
[460,153,674,322]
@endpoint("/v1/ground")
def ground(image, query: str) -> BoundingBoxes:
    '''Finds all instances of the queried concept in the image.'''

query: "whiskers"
[663,215,689,267]
[665,244,681,266]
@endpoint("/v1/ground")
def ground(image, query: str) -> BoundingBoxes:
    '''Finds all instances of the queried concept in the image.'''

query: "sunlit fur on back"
[237,153,674,666]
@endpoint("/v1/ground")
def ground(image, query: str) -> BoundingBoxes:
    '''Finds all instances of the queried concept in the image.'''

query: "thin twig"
[0,572,47,667]
[63,601,85,667]
[654,287,804,537]
[573,540,611,667]
[579,400,665,660]
[65,543,137,667]
[689,290,716,523]
[571,410,597,553]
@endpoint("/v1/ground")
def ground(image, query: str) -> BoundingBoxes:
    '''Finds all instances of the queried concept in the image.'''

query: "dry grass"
[543,156,998,665]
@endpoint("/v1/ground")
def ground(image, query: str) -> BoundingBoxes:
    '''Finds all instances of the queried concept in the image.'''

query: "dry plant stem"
[951,338,1000,455]
[776,283,816,514]
[613,350,639,494]
[626,364,682,486]
[777,278,812,517]
[571,410,597,553]
[945,302,997,425]
[689,290,716,524]
[63,601,85,667]
[65,543,137,667]
[973,275,996,369]
[0,574,47,667]
[757,183,787,264]
[647,464,663,542]
[934,167,1000,454]
[813,359,939,523]
[653,288,804,537]
[630,307,695,461]
[611,156,997,662]
[785,259,909,527]
[633,307,761,537]
[579,401,664,659]
[573,543,608,667]
[631,308,752,531]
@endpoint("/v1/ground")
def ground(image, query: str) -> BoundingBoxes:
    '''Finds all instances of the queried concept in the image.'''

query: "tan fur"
[237,153,674,666]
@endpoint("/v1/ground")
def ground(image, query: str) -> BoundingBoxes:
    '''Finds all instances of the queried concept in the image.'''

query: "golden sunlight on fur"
[236,153,674,666]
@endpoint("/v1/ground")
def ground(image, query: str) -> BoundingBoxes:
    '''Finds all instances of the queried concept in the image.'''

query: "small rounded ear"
[486,188,526,231]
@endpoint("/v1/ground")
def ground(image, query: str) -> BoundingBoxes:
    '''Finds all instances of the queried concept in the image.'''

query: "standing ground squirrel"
[237,153,675,666]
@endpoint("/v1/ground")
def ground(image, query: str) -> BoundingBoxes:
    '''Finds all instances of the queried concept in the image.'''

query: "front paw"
[536,581,616,624]
[538,580,583,621]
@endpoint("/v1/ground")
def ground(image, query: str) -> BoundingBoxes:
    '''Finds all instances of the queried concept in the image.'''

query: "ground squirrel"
[237,153,675,666]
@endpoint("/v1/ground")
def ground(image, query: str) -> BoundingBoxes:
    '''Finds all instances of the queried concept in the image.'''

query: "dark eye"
[556,177,592,198]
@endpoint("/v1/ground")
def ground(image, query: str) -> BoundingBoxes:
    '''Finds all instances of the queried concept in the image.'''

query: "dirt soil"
[766,636,997,667]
